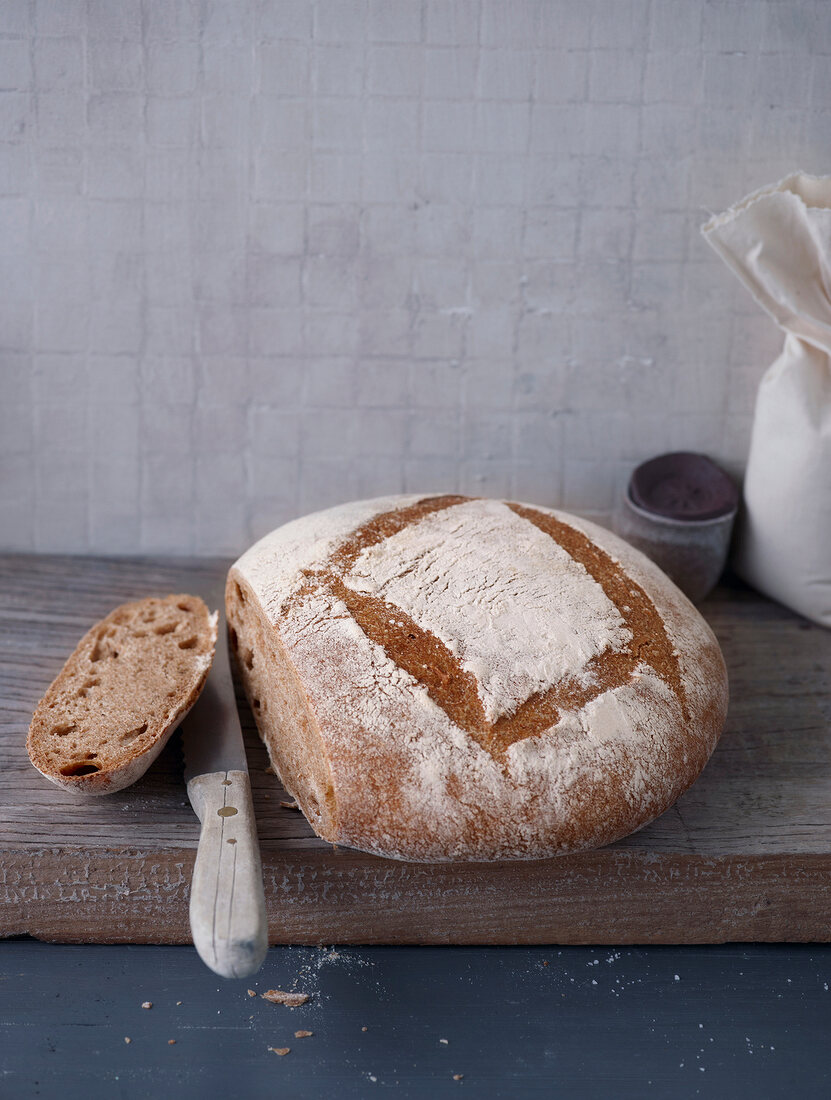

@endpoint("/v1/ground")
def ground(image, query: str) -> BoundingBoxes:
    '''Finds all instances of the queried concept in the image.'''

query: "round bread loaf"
[227,495,728,862]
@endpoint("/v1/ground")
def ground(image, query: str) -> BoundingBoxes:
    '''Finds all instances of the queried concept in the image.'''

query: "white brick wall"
[1,0,828,556]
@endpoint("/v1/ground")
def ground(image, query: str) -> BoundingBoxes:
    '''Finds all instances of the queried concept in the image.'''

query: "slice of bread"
[28,595,217,795]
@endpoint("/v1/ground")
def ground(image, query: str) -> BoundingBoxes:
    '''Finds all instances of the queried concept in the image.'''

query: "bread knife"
[181,603,268,979]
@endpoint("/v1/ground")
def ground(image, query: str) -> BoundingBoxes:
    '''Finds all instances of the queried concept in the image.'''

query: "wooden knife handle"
[187,769,268,979]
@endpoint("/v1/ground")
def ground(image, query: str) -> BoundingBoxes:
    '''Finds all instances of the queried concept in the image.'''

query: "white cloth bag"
[703,172,831,627]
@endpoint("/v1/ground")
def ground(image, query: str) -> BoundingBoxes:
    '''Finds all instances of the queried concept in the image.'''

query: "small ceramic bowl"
[613,452,739,603]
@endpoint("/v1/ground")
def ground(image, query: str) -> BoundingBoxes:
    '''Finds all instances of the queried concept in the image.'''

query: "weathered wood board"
[1,553,830,944]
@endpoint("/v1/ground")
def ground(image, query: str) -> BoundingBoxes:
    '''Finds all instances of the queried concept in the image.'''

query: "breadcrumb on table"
[261,989,309,1007]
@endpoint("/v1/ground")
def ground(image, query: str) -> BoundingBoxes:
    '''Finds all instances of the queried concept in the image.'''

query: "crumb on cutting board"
[269,1047,291,1056]
[294,1030,313,1038]
[141,1001,152,1010]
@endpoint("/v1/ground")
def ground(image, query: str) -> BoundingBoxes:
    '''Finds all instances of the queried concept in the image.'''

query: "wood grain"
[1,553,830,944]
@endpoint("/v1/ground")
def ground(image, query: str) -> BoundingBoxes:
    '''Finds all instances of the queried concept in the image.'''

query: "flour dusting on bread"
[344,498,632,722]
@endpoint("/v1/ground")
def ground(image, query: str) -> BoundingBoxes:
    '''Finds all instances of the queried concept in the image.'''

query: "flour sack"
[703,172,831,627]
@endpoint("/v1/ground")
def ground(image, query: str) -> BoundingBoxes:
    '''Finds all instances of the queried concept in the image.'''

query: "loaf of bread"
[28,595,217,794]
[227,495,728,861]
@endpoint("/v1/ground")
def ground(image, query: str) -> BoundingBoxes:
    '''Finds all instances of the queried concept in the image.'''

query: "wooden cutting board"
[1,553,830,945]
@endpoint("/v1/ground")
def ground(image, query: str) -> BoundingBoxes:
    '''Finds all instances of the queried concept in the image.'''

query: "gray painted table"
[1,939,830,1098]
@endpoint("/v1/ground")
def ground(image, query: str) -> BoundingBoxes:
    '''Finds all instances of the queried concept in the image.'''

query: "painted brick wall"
[1,0,829,555]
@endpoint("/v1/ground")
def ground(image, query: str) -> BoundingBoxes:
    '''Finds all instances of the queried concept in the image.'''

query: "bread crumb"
[294,1030,313,1038]
[280,800,299,810]
[167,1039,176,1046]
[141,1002,152,1010]
[261,989,309,1007]
[439,1038,449,1045]
[543,961,549,967]
[453,1074,464,1081]
[361,1026,368,1032]
[124,1037,131,1044]
[269,1047,290,1056]
[176,1001,182,1006]
[247,989,257,998]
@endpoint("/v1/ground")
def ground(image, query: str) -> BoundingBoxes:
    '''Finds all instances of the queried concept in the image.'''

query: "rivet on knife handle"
[187,769,268,979]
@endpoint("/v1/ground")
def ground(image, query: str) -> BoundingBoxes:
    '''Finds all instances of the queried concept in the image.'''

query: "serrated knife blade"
[181,594,267,980]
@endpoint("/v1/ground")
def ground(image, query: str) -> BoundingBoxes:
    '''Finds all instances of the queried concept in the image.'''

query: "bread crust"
[27,595,217,795]
[228,496,728,861]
